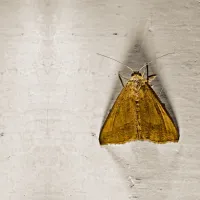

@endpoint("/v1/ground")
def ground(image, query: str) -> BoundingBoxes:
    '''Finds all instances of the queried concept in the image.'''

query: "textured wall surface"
[0,0,199,199]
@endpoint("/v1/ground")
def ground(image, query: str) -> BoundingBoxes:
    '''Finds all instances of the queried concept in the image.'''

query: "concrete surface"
[0,0,200,199]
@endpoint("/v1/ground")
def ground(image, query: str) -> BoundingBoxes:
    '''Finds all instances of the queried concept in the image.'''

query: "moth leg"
[146,63,149,81]
[145,63,157,83]
[118,72,129,87]
[148,74,157,83]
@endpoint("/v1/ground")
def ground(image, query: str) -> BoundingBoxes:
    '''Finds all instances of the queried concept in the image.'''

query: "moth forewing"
[97,53,179,145]
[99,72,179,145]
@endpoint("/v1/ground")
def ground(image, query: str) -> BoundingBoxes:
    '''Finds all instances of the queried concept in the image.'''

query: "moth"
[99,61,179,145]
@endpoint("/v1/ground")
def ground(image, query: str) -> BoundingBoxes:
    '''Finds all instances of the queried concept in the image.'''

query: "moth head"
[131,71,142,77]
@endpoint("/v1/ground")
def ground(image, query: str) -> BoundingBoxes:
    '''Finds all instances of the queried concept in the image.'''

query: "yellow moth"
[98,54,179,145]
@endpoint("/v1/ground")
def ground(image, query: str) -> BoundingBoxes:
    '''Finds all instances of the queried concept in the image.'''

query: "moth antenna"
[139,51,175,71]
[97,53,134,72]
[147,51,175,65]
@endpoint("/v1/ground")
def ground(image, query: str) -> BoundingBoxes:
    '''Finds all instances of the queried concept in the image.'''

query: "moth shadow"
[99,23,181,198]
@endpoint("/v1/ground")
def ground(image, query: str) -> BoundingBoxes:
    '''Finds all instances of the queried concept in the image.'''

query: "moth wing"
[99,81,138,145]
[138,83,179,143]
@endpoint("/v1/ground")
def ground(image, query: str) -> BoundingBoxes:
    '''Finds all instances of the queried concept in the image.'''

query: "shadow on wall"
[99,22,181,199]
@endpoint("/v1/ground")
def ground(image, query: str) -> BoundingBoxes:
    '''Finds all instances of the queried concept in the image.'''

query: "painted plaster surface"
[0,0,199,199]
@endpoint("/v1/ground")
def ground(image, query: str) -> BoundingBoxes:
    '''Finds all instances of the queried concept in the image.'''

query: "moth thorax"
[133,79,142,89]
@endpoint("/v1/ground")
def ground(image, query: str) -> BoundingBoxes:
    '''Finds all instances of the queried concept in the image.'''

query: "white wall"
[0,0,199,199]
